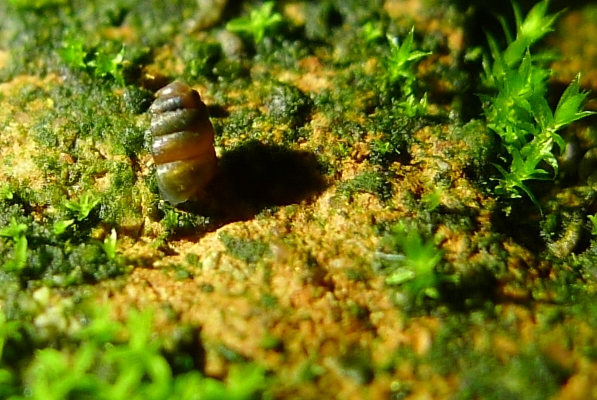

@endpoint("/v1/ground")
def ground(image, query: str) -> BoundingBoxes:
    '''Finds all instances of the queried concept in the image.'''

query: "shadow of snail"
[147,81,327,224]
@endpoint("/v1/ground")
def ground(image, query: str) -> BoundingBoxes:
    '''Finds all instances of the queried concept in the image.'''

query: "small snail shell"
[148,81,217,205]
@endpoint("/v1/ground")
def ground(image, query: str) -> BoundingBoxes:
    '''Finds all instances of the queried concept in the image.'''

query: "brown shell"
[147,81,217,205]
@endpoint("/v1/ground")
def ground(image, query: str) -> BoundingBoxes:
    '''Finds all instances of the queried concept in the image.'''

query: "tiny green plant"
[64,193,101,221]
[385,27,432,97]
[27,346,101,400]
[104,309,172,399]
[59,38,127,85]
[484,0,562,80]
[0,217,27,240]
[421,184,446,211]
[102,229,118,262]
[156,209,180,246]
[89,46,126,86]
[483,0,594,211]
[490,73,593,208]
[52,219,75,235]
[399,92,428,118]
[161,209,180,233]
[59,38,87,70]
[18,307,266,400]
[378,221,454,305]
[226,1,282,44]
[0,184,14,200]
[361,21,383,43]
[0,217,28,271]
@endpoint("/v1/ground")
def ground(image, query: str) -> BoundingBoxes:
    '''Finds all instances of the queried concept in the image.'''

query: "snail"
[148,81,218,205]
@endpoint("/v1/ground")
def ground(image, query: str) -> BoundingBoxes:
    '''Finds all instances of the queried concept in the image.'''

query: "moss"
[157,206,210,239]
[181,39,222,82]
[453,350,569,400]
[445,119,497,180]
[337,171,393,202]
[185,253,200,268]
[0,185,126,287]
[567,244,597,290]
[3,0,597,397]
[199,283,214,293]
[122,86,153,115]
[0,302,265,398]
[41,242,124,284]
[214,107,260,142]
[19,74,148,230]
[211,58,250,83]
[258,37,311,71]
[367,108,414,168]
[218,232,270,265]
[300,0,384,43]
[163,264,194,281]
[263,81,312,130]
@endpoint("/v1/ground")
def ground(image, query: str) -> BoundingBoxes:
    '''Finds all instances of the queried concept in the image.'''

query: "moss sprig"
[225,2,282,44]
[482,0,595,211]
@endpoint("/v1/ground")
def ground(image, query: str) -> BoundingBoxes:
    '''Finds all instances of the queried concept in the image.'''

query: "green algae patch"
[2,0,597,398]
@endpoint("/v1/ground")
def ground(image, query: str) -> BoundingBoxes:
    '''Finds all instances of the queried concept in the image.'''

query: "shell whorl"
[148,81,217,205]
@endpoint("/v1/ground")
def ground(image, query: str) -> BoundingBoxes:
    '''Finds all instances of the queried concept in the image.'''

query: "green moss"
[454,351,568,400]
[158,207,210,239]
[200,284,214,293]
[219,232,270,265]
[226,2,282,45]
[214,107,260,143]
[0,305,266,399]
[21,73,148,230]
[426,317,570,400]
[377,220,455,306]
[263,81,312,130]
[367,108,414,168]
[3,0,597,397]
[0,186,126,287]
[479,1,594,211]
[337,171,393,202]
[445,119,497,180]
[185,253,201,268]
[384,27,432,97]
[181,39,222,82]
[567,244,597,290]
[161,263,195,281]
[256,37,311,71]
[122,86,153,114]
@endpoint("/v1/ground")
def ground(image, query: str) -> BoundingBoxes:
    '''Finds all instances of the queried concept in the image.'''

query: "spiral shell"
[148,81,217,205]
